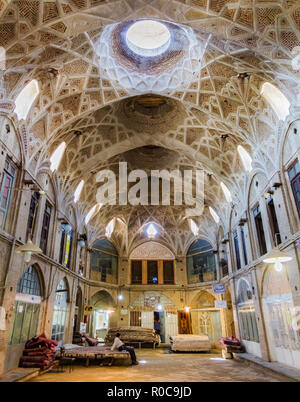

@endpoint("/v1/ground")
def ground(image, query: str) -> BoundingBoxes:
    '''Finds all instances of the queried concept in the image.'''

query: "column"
[158,260,163,284]
[251,266,271,361]
[142,260,147,284]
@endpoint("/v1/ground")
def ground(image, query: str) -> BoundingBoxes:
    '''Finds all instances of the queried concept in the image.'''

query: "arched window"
[189,219,198,236]
[50,142,66,172]
[90,239,118,284]
[220,182,232,203]
[15,80,39,120]
[17,265,41,296]
[261,82,290,121]
[237,279,259,343]
[186,239,217,284]
[9,266,42,345]
[209,206,220,223]
[105,218,115,238]
[237,145,253,172]
[85,203,102,224]
[51,278,69,344]
[59,223,73,268]
[74,180,84,203]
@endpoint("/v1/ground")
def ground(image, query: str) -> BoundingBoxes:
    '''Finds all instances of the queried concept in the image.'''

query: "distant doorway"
[154,311,165,343]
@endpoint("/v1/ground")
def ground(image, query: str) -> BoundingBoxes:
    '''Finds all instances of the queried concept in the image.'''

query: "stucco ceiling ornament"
[95,19,209,94]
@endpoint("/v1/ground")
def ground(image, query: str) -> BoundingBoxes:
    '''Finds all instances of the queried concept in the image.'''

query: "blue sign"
[212,284,226,294]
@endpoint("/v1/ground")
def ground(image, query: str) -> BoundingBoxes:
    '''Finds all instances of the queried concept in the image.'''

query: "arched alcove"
[261,265,300,368]
[186,239,216,284]
[236,278,260,356]
[89,290,116,339]
[90,239,118,284]
[51,278,70,345]
[130,291,177,343]
[9,265,43,346]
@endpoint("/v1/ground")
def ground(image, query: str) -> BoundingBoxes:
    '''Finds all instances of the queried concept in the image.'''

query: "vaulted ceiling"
[1,0,299,255]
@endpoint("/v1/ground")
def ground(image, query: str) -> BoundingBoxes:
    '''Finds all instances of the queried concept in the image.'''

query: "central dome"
[126,20,170,56]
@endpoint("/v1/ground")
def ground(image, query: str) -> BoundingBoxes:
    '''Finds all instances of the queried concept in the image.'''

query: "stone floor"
[29,349,289,382]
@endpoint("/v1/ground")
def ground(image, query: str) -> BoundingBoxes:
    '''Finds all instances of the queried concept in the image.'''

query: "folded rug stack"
[19,333,58,369]
[170,334,211,351]
[105,327,160,345]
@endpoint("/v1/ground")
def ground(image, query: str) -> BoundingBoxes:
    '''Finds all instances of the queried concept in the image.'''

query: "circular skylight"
[126,20,170,56]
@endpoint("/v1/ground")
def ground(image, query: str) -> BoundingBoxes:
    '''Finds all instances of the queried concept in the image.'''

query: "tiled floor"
[29,349,288,382]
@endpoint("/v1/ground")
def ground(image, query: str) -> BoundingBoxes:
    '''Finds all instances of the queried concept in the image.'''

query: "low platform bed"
[170,334,211,352]
[56,345,131,366]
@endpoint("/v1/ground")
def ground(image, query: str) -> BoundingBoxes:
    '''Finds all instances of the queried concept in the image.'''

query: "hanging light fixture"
[263,249,292,272]
[15,239,43,263]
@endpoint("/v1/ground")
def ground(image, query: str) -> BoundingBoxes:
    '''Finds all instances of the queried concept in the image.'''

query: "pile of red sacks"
[19,333,58,369]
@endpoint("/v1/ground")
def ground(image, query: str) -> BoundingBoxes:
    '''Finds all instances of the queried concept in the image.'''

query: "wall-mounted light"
[117,294,123,301]
[157,304,163,311]
[185,306,190,313]
[64,224,72,233]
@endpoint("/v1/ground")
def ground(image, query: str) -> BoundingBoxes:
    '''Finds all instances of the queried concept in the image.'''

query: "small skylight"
[260,82,290,121]
[237,145,253,172]
[126,20,170,56]
[189,219,198,236]
[105,219,115,238]
[220,182,232,203]
[50,142,66,172]
[15,79,39,120]
[146,223,158,239]
[209,207,220,224]
[85,204,102,225]
[74,180,84,203]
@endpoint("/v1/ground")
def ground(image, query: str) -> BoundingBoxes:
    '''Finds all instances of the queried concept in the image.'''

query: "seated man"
[111,333,139,365]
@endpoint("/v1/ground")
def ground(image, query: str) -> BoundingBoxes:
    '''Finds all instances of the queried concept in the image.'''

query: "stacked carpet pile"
[19,333,58,369]
[105,327,160,345]
[170,334,211,352]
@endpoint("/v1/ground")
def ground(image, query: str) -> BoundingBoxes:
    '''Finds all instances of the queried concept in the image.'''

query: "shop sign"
[121,309,128,315]
[214,300,227,309]
[212,284,226,294]
[80,322,87,332]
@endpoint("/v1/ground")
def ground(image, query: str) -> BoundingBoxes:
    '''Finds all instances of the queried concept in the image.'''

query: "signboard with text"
[212,284,226,294]
[214,300,227,309]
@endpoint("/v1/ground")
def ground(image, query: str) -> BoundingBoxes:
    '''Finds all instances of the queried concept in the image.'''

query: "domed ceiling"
[0,0,299,255]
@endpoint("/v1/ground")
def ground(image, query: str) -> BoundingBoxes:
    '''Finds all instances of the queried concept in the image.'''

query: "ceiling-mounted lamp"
[15,239,43,263]
[263,249,292,272]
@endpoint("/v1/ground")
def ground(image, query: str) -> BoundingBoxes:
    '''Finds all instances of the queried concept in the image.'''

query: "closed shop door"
[165,312,178,342]
[141,311,154,328]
